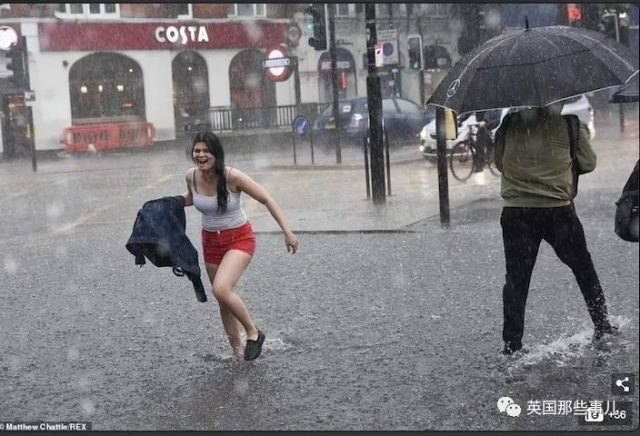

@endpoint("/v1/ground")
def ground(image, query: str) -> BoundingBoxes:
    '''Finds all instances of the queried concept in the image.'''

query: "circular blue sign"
[383,42,394,56]
[293,115,310,137]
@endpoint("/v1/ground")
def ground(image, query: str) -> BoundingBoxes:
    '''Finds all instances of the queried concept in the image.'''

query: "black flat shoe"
[244,330,265,361]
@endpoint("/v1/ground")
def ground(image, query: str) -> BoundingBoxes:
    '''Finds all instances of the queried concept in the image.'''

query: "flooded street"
[0,118,637,431]
[1,2,638,432]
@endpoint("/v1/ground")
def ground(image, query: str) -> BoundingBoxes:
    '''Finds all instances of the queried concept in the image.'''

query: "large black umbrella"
[427,25,639,114]
[609,71,639,103]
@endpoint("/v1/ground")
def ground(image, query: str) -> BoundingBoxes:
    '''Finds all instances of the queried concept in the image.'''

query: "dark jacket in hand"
[126,195,207,302]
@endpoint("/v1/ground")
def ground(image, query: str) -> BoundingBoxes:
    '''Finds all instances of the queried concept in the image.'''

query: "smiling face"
[192,141,215,171]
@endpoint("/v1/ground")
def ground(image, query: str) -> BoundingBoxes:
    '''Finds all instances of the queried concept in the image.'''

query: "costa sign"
[38,22,290,51]
[154,25,209,45]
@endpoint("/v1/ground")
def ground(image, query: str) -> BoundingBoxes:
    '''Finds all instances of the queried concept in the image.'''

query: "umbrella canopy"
[427,25,639,114]
[609,71,639,103]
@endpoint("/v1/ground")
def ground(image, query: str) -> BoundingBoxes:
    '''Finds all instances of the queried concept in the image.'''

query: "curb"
[263,157,424,171]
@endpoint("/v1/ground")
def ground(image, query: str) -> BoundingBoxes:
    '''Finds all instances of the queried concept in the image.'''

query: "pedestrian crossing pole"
[435,107,450,226]
[365,4,386,204]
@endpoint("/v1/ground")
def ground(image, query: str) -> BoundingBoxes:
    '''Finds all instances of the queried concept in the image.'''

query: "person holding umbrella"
[493,103,618,355]
[427,24,637,355]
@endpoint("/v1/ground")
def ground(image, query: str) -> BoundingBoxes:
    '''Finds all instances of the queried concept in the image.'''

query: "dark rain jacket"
[126,195,207,302]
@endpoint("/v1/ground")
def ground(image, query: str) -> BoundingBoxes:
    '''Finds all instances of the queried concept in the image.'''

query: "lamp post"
[365,4,385,203]
[603,9,626,132]
[328,4,342,164]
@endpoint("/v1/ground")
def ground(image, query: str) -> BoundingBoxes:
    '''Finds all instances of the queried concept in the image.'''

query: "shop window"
[69,53,145,123]
[228,4,266,18]
[55,3,120,19]
[172,50,210,129]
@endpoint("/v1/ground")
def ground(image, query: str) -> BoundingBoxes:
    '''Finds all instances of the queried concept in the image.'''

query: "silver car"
[560,94,596,140]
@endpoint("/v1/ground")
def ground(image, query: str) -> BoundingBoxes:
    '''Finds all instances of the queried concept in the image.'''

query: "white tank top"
[191,167,248,231]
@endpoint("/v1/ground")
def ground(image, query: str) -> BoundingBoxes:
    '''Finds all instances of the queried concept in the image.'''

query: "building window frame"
[176,4,193,20]
[228,4,266,18]
[335,4,355,18]
[55,3,120,19]
[419,4,451,19]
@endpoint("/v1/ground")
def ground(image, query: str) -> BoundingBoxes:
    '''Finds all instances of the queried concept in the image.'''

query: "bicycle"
[449,122,500,182]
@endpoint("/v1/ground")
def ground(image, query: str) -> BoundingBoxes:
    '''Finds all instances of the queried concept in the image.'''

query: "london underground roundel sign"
[264,46,292,82]
[0,26,18,51]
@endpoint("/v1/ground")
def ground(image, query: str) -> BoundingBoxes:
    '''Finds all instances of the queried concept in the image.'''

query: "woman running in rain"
[183,131,299,361]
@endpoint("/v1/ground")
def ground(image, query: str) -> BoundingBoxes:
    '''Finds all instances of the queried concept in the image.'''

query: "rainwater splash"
[80,398,95,416]
[263,336,293,352]
[4,255,19,275]
[510,315,632,369]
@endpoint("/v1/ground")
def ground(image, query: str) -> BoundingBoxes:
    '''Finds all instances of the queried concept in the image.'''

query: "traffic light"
[305,4,327,51]
[567,4,582,26]
[408,35,423,70]
[0,45,28,89]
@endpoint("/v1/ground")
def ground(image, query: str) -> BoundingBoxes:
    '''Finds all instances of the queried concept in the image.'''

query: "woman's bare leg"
[219,305,245,360]
[208,250,259,342]
[205,261,247,360]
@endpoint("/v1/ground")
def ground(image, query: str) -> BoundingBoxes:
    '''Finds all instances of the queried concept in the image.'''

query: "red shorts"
[201,221,256,265]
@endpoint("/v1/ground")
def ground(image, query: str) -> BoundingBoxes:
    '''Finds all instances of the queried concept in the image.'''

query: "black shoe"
[593,323,619,341]
[244,330,265,361]
[501,341,522,355]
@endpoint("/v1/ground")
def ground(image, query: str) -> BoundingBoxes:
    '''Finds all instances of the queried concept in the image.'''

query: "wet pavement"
[0,115,638,431]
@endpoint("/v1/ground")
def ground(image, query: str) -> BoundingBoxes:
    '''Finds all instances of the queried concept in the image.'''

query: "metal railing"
[207,103,326,131]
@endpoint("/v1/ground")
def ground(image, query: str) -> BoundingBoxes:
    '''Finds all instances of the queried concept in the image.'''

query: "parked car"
[314,97,435,145]
[419,95,595,162]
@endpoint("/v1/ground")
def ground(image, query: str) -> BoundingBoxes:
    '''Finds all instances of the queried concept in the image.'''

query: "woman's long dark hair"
[192,131,229,213]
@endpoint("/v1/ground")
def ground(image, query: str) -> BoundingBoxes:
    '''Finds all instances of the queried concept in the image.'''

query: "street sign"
[264,46,292,82]
[377,28,399,65]
[320,60,351,71]
[375,43,384,67]
[24,89,35,106]
[263,57,291,68]
[292,115,311,137]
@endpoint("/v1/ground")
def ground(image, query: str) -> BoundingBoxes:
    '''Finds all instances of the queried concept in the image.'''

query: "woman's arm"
[231,169,299,253]
[183,168,194,207]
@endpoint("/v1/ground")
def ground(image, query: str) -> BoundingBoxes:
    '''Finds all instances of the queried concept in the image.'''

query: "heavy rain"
[0,2,638,433]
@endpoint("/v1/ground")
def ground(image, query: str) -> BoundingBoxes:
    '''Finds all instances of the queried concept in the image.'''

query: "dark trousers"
[500,205,609,344]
